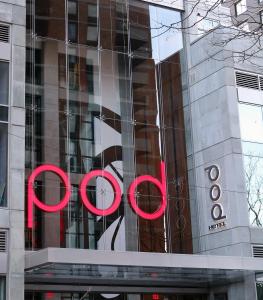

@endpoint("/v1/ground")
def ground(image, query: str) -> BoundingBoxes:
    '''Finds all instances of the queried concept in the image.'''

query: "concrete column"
[7,2,26,300]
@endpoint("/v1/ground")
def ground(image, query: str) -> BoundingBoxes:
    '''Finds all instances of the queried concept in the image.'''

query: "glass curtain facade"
[25,0,192,253]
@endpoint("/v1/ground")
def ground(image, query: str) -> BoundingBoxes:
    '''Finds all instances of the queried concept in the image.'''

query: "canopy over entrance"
[25,248,263,294]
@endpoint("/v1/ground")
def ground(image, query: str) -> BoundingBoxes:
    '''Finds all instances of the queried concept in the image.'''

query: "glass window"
[35,0,65,39]
[129,1,182,61]
[0,62,9,105]
[87,26,98,44]
[149,5,183,61]
[239,103,263,227]
[235,0,247,16]
[244,155,263,227]
[257,282,263,300]
[67,0,99,47]
[88,3,97,17]
[0,106,8,123]
[68,22,78,43]
[239,21,250,32]
[68,0,77,15]
[197,16,219,35]
[0,123,7,207]
[239,103,263,144]
[0,277,5,300]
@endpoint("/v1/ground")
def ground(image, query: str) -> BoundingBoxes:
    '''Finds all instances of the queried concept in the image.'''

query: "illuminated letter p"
[128,161,167,220]
[27,165,71,229]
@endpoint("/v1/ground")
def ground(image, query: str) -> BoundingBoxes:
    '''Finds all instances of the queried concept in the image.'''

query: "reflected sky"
[239,103,263,144]
[150,5,182,62]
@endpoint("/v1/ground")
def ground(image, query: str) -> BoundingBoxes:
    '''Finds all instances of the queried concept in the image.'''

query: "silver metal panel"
[25,248,263,271]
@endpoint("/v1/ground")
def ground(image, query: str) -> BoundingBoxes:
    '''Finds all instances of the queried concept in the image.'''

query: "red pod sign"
[27,161,167,229]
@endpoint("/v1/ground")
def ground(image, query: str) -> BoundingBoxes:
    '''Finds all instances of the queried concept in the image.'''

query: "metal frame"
[25,247,263,271]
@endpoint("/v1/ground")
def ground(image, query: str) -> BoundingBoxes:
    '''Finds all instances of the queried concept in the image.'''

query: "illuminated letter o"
[80,170,122,216]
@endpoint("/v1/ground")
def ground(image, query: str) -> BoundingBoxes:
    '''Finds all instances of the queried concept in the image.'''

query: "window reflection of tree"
[245,155,263,227]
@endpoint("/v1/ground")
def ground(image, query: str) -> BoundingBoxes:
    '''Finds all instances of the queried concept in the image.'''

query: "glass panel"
[100,0,128,52]
[128,1,182,61]
[0,123,7,207]
[35,0,65,39]
[239,103,263,144]
[0,106,8,122]
[0,278,5,300]
[239,103,263,227]
[242,141,263,157]
[68,0,99,47]
[244,155,263,227]
[26,48,42,85]
[257,282,263,300]
[235,0,247,15]
[68,1,77,15]
[68,22,78,43]
[149,5,182,61]
[131,56,160,126]
[0,62,9,105]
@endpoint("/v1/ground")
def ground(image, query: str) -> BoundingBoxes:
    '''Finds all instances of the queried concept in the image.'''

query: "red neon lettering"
[128,161,167,220]
[27,165,71,229]
[80,170,122,216]
[27,162,167,228]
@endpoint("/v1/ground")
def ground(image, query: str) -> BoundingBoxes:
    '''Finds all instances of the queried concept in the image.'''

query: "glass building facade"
[25,0,192,254]
[0,0,260,299]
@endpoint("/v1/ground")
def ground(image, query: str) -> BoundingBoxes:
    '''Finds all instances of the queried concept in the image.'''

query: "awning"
[25,248,263,294]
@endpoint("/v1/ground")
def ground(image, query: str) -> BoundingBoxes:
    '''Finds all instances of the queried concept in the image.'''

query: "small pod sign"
[205,165,226,230]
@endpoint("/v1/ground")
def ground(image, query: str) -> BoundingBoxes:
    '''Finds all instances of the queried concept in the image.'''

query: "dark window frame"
[0,61,9,208]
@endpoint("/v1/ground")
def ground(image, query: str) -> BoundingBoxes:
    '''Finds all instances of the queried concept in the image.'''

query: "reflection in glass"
[26,0,191,254]
[0,62,9,105]
[0,278,5,300]
[35,0,65,39]
[239,103,263,143]
[257,282,263,300]
[0,106,8,122]
[244,155,263,227]
[239,103,263,227]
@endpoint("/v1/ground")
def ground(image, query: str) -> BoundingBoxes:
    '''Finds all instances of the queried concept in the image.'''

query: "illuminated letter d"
[128,161,167,220]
